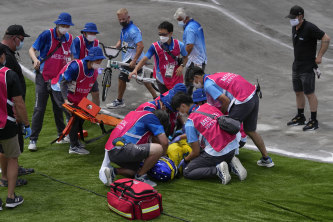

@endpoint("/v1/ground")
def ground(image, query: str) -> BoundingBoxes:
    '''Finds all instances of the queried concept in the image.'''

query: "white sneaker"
[135,174,157,187]
[229,156,247,181]
[69,145,90,155]
[99,166,116,186]
[106,99,125,109]
[56,135,70,144]
[28,140,37,151]
[216,162,231,185]
[78,140,86,148]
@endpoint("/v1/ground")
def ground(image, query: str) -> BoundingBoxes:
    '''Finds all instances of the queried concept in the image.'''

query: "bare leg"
[7,157,18,199]
[306,93,318,112]
[144,82,158,99]
[0,153,8,180]
[137,143,163,176]
[117,79,126,100]
[246,131,268,157]
[295,91,306,109]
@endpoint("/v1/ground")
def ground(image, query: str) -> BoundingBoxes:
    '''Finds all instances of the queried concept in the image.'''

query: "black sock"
[298,109,304,117]
[117,99,122,102]
[311,112,317,121]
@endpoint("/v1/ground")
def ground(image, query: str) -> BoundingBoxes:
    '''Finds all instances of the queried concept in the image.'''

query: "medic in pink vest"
[52,46,105,155]
[28,12,74,151]
[188,67,275,168]
[129,21,188,94]
[71,23,100,60]
[99,110,169,187]
[170,92,247,184]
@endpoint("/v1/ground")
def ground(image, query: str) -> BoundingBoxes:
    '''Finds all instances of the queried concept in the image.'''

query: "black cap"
[5,25,30,37]
[286,5,304,19]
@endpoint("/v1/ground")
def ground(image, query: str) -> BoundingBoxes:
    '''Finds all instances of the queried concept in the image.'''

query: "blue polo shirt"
[70,35,96,59]
[185,105,240,156]
[183,19,207,66]
[51,58,94,91]
[123,112,165,144]
[145,38,187,84]
[32,27,72,72]
[120,21,144,62]
[204,74,234,102]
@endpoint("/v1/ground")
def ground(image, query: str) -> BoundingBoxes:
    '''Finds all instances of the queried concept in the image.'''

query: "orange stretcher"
[51,97,122,144]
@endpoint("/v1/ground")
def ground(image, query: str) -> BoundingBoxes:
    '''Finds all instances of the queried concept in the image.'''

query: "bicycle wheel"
[102,69,112,102]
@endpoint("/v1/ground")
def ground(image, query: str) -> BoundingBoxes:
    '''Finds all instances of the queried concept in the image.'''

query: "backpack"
[107,178,163,220]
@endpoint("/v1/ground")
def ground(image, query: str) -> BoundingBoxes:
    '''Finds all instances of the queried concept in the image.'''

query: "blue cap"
[81,22,99,34]
[160,91,175,112]
[192,88,207,102]
[85,47,106,61]
[172,83,187,93]
[54,12,74,26]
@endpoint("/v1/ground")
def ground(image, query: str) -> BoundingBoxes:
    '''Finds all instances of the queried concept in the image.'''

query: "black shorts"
[118,60,142,82]
[108,143,150,171]
[229,94,259,132]
[292,70,315,95]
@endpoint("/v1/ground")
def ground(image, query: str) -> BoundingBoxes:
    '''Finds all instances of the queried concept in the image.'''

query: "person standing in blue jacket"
[174,7,208,95]
[107,8,157,109]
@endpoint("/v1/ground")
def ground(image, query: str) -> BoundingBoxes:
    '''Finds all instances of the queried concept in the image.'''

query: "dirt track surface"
[1,0,332,162]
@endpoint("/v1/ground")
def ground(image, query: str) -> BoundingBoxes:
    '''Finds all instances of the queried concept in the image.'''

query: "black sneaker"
[5,194,24,208]
[18,166,35,176]
[287,115,306,126]
[303,119,319,131]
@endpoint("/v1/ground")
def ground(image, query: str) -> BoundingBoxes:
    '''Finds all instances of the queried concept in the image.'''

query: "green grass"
[1,79,333,221]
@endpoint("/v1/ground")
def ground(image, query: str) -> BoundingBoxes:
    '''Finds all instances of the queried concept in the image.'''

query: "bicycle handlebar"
[110,62,156,83]
[99,42,135,59]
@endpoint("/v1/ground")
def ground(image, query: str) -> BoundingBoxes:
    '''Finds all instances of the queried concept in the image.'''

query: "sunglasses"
[16,36,24,42]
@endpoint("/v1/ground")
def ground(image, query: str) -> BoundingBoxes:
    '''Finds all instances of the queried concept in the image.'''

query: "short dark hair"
[152,109,170,136]
[171,92,193,110]
[158,21,173,33]
[0,44,6,56]
[187,66,205,82]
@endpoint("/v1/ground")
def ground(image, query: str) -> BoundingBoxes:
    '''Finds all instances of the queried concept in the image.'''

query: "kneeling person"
[171,92,247,184]
[100,109,169,187]
[52,46,105,154]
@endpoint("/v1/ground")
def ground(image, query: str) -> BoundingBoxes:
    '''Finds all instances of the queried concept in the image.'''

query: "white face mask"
[289,18,299,27]
[178,20,185,28]
[59,27,69,35]
[193,82,203,89]
[86,35,96,42]
[159,36,169,43]
[92,63,101,70]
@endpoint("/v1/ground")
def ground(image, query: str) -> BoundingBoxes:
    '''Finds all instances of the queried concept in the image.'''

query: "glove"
[178,158,188,170]
[24,125,31,139]
[170,135,181,144]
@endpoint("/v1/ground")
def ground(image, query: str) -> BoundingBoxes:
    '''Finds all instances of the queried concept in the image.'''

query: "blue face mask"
[16,40,24,51]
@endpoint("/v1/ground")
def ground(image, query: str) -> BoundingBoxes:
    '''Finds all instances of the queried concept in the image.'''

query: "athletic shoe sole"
[6,199,24,208]
[106,104,126,109]
[217,162,231,185]
[230,157,247,181]
[68,150,90,155]
[104,167,112,186]
[257,160,275,168]
[287,122,305,126]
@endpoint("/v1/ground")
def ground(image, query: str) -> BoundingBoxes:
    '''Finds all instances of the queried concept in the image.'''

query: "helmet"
[148,157,177,181]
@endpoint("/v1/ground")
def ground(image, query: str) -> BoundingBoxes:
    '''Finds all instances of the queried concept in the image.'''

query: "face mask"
[86,35,96,42]
[92,63,101,70]
[193,82,203,89]
[59,27,69,35]
[178,20,185,28]
[159,36,169,43]
[289,18,299,27]
[120,21,128,27]
[16,40,24,51]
